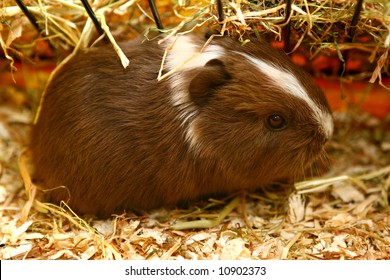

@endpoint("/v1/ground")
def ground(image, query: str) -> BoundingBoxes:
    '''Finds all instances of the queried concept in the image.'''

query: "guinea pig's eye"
[266,114,287,131]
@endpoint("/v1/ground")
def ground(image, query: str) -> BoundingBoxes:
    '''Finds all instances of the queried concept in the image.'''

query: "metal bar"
[147,0,164,30]
[282,0,292,52]
[80,0,105,36]
[216,0,224,22]
[347,0,364,42]
[15,0,40,32]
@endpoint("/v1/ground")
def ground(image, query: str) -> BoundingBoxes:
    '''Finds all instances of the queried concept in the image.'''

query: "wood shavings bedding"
[0,105,389,260]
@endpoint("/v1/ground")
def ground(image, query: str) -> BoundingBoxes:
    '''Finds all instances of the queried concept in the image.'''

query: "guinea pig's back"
[30,39,194,215]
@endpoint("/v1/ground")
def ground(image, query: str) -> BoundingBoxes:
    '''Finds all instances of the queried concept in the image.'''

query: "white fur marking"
[185,119,200,151]
[240,53,333,137]
[164,36,225,151]
[323,113,334,139]
[165,36,225,72]
[166,36,225,107]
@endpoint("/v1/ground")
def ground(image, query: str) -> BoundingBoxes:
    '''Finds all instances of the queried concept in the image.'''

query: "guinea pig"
[30,34,334,217]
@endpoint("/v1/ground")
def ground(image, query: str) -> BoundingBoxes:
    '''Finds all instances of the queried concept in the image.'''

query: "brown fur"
[30,35,332,217]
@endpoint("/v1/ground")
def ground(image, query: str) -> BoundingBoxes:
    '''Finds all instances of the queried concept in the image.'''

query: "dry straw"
[1,0,389,82]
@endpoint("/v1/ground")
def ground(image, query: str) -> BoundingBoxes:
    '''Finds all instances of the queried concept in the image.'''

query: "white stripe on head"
[322,113,334,139]
[239,53,333,138]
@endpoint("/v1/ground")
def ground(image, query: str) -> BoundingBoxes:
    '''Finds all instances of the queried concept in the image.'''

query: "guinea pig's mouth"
[295,146,330,179]
[274,138,329,179]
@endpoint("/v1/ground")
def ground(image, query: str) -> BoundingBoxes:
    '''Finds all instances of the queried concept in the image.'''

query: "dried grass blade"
[98,14,129,68]
[171,196,241,230]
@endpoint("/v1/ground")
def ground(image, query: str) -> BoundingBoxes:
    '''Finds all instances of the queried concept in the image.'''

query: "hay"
[0,0,389,260]
[1,1,389,82]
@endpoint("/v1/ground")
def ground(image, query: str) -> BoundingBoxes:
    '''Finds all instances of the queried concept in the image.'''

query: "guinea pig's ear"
[189,59,231,106]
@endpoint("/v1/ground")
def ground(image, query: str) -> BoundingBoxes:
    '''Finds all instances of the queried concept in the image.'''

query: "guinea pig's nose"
[316,131,329,146]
